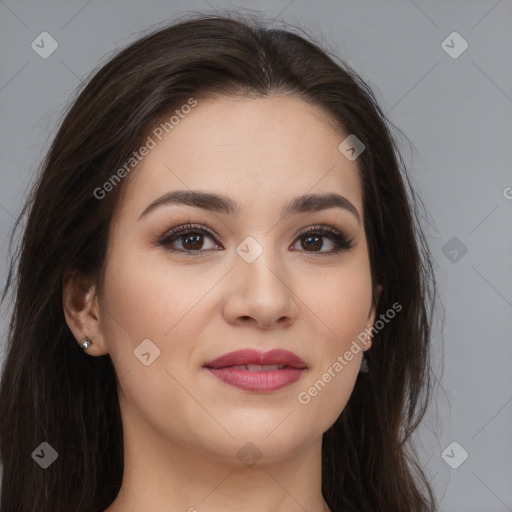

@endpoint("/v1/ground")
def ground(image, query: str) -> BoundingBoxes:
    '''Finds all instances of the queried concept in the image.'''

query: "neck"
[104,393,330,512]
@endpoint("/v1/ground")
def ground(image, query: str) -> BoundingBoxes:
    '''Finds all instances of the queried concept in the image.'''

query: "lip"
[203,349,307,392]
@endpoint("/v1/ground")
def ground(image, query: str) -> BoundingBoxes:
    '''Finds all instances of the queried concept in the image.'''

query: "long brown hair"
[0,12,439,512]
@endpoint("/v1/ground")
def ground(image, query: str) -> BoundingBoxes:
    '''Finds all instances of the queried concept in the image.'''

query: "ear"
[62,272,109,355]
[363,283,383,351]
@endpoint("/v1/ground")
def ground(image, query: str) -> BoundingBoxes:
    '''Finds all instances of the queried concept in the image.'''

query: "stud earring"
[80,336,93,351]
[359,352,369,373]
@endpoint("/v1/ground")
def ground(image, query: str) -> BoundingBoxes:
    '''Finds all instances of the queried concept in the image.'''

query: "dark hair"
[0,12,439,512]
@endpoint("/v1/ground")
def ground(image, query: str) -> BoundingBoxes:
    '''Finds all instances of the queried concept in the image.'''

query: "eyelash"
[155,221,354,256]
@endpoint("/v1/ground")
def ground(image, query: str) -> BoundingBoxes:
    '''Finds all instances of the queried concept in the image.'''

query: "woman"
[0,13,438,512]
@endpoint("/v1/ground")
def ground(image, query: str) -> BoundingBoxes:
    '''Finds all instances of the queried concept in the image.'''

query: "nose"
[222,245,299,330]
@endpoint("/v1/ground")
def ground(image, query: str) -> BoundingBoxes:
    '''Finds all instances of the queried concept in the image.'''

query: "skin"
[63,95,382,512]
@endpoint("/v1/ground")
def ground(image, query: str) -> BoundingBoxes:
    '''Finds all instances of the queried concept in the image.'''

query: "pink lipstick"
[203,349,307,392]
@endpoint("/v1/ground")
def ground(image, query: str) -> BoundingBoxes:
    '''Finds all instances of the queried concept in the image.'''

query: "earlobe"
[62,273,106,354]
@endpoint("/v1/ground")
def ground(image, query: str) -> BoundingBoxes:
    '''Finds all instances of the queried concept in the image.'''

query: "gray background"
[1,1,511,510]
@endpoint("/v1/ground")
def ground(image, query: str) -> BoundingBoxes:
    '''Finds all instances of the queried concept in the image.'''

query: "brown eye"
[301,234,323,251]
[292,225,354,254]
[156,222,353,256]
[180,232,205,251]
[157,223,221,253]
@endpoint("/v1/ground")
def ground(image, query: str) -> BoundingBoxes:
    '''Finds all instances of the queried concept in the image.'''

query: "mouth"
[203,349,307,392]
[225,364,291,371]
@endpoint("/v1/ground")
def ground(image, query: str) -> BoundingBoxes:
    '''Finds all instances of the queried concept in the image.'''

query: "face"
[93,95,378,463]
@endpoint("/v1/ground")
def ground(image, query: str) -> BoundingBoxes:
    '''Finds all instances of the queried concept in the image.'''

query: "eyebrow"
[138,190,361,224]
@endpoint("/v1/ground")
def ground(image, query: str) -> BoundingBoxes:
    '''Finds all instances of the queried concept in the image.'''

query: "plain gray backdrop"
[1,1,511,511]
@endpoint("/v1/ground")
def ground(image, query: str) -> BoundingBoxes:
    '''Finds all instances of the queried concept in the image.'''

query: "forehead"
[118,95,363,219]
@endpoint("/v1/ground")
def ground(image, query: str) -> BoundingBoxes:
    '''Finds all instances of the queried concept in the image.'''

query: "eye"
[156,222,221,253]
[155,222,354,255]
[291,224,354,255]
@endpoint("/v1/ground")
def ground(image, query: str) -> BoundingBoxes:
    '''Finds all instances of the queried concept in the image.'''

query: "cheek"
[296,359,360,438]
[294,260,372,428]
[100,245,208,341]
[308,259,373,353]
[98,251,219,438]
[98,244,225,388]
